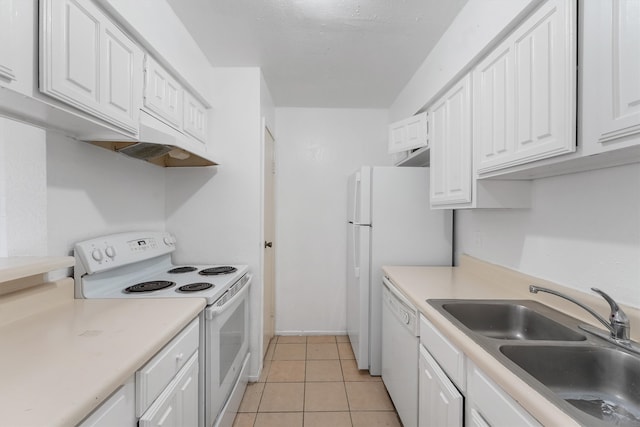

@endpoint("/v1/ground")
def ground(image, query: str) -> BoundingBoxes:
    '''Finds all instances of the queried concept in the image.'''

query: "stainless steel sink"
[439,301,586,341]
[501,345,640,427]
[427,298,640,426]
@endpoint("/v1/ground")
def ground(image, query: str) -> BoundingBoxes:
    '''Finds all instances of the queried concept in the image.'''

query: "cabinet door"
[40,0,142,134]
[586,0,640,145]
[144,55,183,130]
[388,112,428,153]
[101,19,141,133]
[511,0,575,162]
[419,346,463,427]
[430,74,472,206]
[42,0,101,113]
[0,0,16,81]
[139,352,199,427]
[183,91,207,143]
[474,44,513,170]
[474,0,577,174]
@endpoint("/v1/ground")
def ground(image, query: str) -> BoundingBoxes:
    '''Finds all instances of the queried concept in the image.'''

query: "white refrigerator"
[347,166,452,375]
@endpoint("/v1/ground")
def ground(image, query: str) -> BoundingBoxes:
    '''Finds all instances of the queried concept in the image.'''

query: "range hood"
[89,110,218,167]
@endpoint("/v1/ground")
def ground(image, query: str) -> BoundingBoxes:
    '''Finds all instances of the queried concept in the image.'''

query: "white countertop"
[383,255,640,427]
[0,258,206,427]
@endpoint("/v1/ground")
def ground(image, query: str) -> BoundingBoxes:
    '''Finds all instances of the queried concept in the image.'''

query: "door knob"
[264,241,273,248]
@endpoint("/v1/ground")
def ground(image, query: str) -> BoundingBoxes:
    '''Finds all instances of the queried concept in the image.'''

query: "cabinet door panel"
[419,345,463,427]
[616,1,640,120]
[48,0,101,109]
[144,55,183,129]
[102,24,139,131]
[388,112,428,153]
[429,99,448,203]
[514,11,553,149]
[183,91,207,143]
[430,74,472,207]
[476,47,512,165]
[0,0,16,81]
[474,0,576,174]
[598,0,640,143]
[139,352,199,427]
[512,1,574,160]
[41,0,142,134]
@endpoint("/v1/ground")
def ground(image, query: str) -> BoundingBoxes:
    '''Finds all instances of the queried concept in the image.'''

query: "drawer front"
[467,361,541,427]
[419,314,465,391]
[136,317,199,416]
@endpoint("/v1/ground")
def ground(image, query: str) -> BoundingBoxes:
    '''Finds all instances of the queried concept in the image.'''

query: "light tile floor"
[233,335,402,427]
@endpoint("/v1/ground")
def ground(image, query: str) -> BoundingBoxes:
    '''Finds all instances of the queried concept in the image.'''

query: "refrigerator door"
[368,167,452,375]
[346,221,371,370]
[347,166,371,225]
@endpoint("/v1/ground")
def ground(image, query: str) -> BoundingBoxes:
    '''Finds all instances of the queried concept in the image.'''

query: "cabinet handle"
[176,353,184,363]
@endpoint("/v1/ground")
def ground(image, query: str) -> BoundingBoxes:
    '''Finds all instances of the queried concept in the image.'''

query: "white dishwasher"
[381,276,418,427]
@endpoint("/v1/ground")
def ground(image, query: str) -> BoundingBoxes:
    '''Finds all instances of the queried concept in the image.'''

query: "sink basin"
[501,345,640,426]
[437,300,586,341]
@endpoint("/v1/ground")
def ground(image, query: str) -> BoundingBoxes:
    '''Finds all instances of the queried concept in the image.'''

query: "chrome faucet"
[529,285,630,341]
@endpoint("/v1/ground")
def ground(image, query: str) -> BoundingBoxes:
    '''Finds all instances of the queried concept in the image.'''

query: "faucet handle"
[591,288,630,339]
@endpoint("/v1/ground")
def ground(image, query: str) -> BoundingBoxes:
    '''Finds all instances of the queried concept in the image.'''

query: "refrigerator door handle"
[352,172,361,223]
[352,224,360,278]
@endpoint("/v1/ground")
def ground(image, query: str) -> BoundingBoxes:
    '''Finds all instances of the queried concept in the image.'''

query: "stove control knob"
[91,249,104,262]
[105,246,116,258]
[164,236,174,246]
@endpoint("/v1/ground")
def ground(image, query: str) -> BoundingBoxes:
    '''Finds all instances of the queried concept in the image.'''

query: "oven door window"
[219,303,245,386]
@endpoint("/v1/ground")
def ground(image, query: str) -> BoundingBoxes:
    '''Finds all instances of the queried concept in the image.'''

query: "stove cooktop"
[80,262,249,305]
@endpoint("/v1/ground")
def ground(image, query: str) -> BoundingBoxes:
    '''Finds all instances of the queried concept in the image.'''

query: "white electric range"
[74,231,251,427]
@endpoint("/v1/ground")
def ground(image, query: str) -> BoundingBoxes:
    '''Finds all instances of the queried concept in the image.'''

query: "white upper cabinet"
[473,0,577,175]
[183,90,207,143]
[388,112,428,154]
[144,55,183,130]
[0,0,16,82]
[430,74,473,207]
[143,53,208,145]
[40,0,143,134]
[583,0,640,150]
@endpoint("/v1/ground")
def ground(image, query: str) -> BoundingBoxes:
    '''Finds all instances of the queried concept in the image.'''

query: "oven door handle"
[205,274,252,319]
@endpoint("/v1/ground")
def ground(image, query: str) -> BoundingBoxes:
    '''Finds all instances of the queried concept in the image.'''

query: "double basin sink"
[428,299,640,427]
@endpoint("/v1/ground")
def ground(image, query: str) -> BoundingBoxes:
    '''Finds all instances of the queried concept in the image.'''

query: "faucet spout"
[529,285,630,341]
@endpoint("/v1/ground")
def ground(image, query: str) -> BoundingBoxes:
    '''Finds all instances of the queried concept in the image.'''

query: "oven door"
[204,274,251,427]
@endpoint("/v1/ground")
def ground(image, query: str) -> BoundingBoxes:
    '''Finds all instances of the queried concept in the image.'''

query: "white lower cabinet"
[77,318,200,427]
[466,361,541,427]
[77,376,136,427]
[137,318,200,426]
[139,352,199,427]
[419,345,463,427]
[418,314,542,427]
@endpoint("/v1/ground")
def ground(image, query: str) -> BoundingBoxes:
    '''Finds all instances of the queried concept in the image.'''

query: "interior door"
[262,126,276,357]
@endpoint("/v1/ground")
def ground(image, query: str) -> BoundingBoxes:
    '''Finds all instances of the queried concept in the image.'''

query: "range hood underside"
[89,141,217,167]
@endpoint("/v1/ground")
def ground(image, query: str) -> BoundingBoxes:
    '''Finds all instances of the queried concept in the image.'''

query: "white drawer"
[419,314,466,392]
[136,317,200,416]
[467,360,541,427]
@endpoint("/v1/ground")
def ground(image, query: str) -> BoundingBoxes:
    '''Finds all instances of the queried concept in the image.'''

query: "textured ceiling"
[166,0,468,108]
